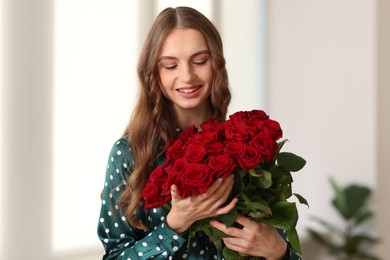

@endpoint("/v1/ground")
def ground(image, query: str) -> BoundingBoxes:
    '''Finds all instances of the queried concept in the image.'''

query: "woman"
[98,6,301,260]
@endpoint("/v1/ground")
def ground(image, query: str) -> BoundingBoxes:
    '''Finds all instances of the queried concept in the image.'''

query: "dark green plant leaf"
[342,185,371,218]
[309,215,344,236]
[223,246,241,260]
[251,170,272,189]
[331,178,371,220]
[252,200,272,214]
[330,178,350,219]
[275,172,293,186]
[307,228,341,254]
[243,184,258,196]
[293,193,309,208]
[281,183,292,200]
[354,211,374,227]
[343,234,380,255]
[287,228,302,254]
[277,152,306,172]
[259,170,272,188]
[274,139,289,160]
[269,165,290,181]
[219,208,238,227]
[267,202,298,230]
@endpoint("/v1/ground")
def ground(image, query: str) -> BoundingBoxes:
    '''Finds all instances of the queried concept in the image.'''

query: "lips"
[177,86,202,94]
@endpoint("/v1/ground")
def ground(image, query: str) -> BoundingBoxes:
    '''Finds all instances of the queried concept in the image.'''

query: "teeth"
[178,87,200,93]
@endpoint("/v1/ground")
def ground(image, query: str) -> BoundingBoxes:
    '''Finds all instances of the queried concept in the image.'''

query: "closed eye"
[164,65,178,70]
[193,59,208,66]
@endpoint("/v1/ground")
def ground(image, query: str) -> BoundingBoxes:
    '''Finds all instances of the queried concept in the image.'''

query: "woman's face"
[158,28,213,116]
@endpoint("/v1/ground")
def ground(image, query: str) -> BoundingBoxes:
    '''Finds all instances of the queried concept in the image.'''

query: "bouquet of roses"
[142,110,307,259]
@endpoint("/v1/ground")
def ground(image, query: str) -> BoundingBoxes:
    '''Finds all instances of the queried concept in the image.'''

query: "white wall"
[377,0,390,258]
[220,0,268,115]
[268,0,382,258]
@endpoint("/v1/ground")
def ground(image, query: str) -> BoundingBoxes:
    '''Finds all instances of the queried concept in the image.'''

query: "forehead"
[159,28,208,57]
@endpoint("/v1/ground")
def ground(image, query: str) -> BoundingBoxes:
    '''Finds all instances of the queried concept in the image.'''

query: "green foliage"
[308,178,380,260]
[188,140,307,259]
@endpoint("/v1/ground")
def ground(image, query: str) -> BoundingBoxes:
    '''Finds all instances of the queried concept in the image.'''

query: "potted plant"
[307,178,380,260]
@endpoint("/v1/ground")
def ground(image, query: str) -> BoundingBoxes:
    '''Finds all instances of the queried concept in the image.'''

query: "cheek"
[159,70,173,91]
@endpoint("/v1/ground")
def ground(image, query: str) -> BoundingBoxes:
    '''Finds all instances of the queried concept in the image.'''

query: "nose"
[179,64,196,83]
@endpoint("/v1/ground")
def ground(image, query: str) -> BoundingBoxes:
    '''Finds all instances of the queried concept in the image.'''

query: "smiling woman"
[158,28,214,129]
[1,0,267,259]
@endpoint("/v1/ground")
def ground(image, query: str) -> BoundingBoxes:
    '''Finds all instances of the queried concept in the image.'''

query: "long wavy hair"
[119,6,231,230]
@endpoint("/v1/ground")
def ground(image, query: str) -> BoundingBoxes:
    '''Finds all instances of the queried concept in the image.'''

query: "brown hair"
[119,6,231,230]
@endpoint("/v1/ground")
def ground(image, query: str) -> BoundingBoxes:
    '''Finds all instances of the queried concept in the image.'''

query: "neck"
[174,106,213,130]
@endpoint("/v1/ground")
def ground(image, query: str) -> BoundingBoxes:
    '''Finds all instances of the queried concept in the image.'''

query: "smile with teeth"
[177,86,201,93]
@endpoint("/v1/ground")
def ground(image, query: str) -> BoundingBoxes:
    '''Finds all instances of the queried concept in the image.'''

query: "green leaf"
[232,172,245,196]
[342,185,371,218]
[267,202,298,230]
[251,170,272,189]
[330,178,350,219]
[259,170,272,188]
[274,139,289,159]
[249,169,261,177]
[307,228,339,252]
[354,211,374,226]
[219,208,238,227]
[309,215,344,236]
[331,178,371,220]
[277,152,306,172]
[223,246,241,260]
[252,200,272,214]
[287,228,302,254]
[343,234,380,255]
[293,193,309,208]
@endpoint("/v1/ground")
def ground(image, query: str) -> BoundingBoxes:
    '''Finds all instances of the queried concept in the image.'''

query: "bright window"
[53,0,138,252]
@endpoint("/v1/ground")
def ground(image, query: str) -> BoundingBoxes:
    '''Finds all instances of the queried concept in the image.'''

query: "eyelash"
[163,59,208,70]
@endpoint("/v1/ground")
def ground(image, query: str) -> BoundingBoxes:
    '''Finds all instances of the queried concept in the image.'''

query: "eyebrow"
[158,50,210,62]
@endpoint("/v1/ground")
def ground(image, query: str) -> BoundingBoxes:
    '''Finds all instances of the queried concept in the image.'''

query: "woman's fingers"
[203,175,234,202]
[170,184,182,203]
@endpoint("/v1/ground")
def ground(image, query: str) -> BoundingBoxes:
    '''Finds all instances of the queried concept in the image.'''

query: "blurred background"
[1,0,389,259]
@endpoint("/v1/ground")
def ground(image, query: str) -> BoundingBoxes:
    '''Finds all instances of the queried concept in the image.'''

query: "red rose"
[200,117,220,131]
[176,163,213,198]
[225,124,247,142]
[248,109,269,121]
[178,125,198,140]
[237,144,263,172]
[206,142,224,156]
[142,182,167,209]
[261,119,283,141]
[251,133,278,161]
[244,118,262,139]
[142,165,168,209]
[166,139,184,160]
[191,130,220,145]
[208,155,236,178]
[229,111,250,125]
[223,141,245,158]
[170,158,189,178]
[148,165,168,186]
[184,144,206,163]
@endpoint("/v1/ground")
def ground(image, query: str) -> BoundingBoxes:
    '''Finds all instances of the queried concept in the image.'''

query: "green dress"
[97,137,302,259]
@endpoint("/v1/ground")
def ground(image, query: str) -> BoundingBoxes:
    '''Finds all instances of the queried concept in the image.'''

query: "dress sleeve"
[97,138,186,259]
[276,229,302,260]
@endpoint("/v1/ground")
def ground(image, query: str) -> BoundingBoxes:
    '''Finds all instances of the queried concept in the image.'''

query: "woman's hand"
[210,214,288,260]
[166,174,238,234]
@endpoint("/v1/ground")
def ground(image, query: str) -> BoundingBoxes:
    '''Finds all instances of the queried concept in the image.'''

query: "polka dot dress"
[97,137,302,260]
